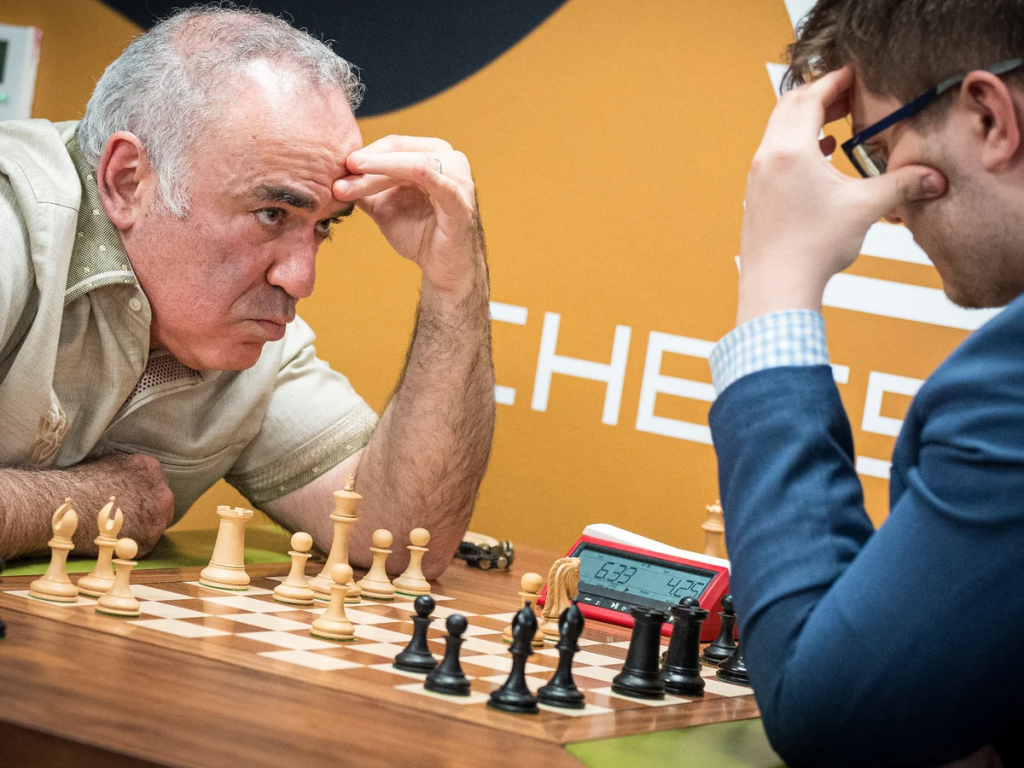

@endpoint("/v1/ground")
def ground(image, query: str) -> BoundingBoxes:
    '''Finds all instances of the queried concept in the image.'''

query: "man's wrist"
[735,269,827,326]
[419,261,490,318]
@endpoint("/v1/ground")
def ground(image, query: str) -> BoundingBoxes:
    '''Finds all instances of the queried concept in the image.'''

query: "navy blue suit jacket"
[709,293,1024,767]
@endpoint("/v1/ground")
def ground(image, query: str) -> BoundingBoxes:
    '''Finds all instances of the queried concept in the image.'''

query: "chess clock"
[539,525,731,641]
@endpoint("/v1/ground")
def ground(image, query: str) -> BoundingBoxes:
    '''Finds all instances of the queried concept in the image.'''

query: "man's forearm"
[0,455,175,561]
[352,270,495,579]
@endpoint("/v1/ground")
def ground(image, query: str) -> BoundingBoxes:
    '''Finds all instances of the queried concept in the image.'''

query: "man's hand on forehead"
[329,134,484,299]
[734,65,945,326]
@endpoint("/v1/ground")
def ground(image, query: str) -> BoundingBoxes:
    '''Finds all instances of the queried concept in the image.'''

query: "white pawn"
[29,500,79,603]
[503,572,546,647]
[95,539,141,618]
[310,563,356,642]
[356,529,396,601]
[273,532,316,606]
[393,528,431,597]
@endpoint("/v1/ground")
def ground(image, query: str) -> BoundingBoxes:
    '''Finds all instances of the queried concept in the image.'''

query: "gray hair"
[76,5,363,217]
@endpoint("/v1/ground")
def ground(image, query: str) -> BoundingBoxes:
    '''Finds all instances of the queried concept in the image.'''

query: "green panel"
[567,718,784,768]
[1,526,293,576]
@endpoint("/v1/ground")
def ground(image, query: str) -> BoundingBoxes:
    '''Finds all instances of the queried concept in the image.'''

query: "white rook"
[531,312,631,426]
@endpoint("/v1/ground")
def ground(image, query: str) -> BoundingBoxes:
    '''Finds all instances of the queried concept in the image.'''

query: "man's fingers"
[333,173,406,201]
[763,66,854,146]
[823,94,851,126]
[856,164,946,219]
[351,135,454,157]
[347,151,464,181]
[805,66,855,109]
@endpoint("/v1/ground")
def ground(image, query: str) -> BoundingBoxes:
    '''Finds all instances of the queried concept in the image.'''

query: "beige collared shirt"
[0,119,377,520]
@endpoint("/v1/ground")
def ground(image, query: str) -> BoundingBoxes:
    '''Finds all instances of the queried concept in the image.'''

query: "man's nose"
[266,241,317,300]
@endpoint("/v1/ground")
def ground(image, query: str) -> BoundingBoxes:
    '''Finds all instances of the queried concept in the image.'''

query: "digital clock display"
[577,544,714,606]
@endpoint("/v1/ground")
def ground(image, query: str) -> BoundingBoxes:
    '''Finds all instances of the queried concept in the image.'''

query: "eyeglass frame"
[841,58,1024,178]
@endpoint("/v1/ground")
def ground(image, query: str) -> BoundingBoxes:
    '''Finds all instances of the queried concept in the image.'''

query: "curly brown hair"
[784,0,1024,107]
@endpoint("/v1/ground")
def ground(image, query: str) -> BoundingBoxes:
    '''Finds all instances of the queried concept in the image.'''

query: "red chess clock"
[538,526,731,642]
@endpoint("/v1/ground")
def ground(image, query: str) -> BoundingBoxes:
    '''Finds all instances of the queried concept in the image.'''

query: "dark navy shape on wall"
[98,0,568,116]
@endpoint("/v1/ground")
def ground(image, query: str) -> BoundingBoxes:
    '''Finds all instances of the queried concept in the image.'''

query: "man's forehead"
[848,75,903,135]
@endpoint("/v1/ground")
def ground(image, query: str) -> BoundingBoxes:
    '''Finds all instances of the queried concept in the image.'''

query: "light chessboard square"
[130,585,192,602]
[538,702,615,717]
[702,678,753,697]
[199,595,297,613]
[259,650,363,671]
[572,666,620,683]
[353,625,411,644]
[594,687,693,707]
[395,683,490,706]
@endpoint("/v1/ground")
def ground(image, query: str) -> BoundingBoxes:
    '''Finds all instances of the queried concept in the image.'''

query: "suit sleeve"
[709,351,1024,767]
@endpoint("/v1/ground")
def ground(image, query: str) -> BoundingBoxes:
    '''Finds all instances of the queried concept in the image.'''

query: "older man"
[0,7,495,578]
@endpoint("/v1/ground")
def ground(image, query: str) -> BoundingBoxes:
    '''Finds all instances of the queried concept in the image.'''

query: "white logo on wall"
[487,0,991,482]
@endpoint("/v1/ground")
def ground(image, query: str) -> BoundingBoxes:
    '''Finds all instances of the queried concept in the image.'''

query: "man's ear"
[961,71,1022,172]
[96,132,158,230]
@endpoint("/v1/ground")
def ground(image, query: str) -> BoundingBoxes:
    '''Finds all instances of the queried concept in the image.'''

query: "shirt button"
[128,298,143,312]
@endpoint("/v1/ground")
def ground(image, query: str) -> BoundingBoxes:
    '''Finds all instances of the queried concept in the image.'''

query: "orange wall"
[1,1,971,556]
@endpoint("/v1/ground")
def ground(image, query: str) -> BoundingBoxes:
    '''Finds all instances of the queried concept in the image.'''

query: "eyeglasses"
[842,58,1024,178]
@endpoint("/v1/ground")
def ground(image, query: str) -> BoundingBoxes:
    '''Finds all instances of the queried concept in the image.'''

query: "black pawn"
[394,595,437,673]
[716,644,750,687]
[662,597,708,697]
[537,603,586,710]
[701,593,737,666]
[611,606,667,700]
[424,613,471,696]
[488,602,540,714]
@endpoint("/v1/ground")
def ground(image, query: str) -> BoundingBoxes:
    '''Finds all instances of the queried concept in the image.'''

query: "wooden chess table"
[0,538,772,767]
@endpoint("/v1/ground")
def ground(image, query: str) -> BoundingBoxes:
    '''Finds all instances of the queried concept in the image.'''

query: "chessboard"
[0,570,758,749]
[0,542,766,768]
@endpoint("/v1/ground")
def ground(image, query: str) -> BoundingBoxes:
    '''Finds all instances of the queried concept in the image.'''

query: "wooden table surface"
[0,544,759,768]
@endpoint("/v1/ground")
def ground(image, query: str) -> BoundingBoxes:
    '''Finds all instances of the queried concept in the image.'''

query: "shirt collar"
[64,136,140,305]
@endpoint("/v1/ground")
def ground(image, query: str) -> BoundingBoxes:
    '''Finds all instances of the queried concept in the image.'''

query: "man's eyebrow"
[248,184,354,219]
[251,183,318,211]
